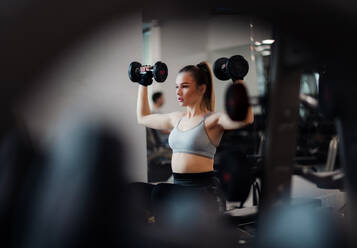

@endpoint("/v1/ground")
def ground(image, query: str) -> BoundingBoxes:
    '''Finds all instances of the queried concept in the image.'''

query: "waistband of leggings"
[172,171,214,180]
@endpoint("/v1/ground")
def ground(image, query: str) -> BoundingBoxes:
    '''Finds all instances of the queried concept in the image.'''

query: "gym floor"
[223,174,345,247]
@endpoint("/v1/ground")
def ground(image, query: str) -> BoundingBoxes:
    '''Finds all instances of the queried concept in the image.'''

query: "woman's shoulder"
[204,111,224,129]
[168,111,186,125]
[205,111,221,120]
[169,111,186,118]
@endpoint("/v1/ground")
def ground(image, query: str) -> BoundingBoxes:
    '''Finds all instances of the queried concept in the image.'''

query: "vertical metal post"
[260,31,303,211]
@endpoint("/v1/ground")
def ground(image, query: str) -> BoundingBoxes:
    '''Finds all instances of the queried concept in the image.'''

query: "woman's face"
[175,72,204,107]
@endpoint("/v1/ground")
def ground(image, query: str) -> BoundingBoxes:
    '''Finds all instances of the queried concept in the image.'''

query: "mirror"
[142,11,273,210]
[142,7,343,215]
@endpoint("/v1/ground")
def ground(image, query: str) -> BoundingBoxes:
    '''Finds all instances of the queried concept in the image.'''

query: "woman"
[135,61,254,226]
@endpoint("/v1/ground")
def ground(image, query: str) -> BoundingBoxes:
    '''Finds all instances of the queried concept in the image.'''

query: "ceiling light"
[262,39,275,44]
[255,45,271,52]
[261,50,271,56]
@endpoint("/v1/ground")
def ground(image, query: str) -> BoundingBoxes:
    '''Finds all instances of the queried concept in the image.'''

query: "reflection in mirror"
[137,11,350,247]
[140,9,345,246]
[142,12,273,211]
[137,13,278,247]
[296,71,340,172]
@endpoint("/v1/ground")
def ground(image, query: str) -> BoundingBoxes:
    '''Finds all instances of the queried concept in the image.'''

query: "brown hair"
[178,62,215,112]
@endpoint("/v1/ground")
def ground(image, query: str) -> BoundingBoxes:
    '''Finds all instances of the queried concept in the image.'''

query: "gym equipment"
[213,55,251,122]
[225,83,250,121]
[216,150,255,204]
[318,68,339,120]
[213,55,249,81]
[128,61,168,85]
[145,127,172,183]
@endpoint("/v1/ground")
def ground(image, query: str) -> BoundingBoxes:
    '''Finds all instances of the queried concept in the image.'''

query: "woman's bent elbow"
[137,117,144,125]
[244,115,254,125]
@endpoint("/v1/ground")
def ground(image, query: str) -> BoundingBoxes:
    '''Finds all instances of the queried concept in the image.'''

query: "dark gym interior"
[1,0,357,247]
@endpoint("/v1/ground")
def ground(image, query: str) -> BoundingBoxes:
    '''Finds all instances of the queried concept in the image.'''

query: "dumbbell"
[213,55,250,121]
[128,61,168,85]
[213,55,249,81]
[225,83,250,121]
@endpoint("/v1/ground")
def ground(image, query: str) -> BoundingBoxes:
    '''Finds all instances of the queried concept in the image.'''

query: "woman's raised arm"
[136,85,178,130]
[217,106,254,130]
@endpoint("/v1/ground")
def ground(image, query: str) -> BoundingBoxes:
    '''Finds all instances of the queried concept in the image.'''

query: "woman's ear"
[199,84,207,96]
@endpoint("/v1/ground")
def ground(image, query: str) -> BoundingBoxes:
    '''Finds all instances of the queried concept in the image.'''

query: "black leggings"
[127,172,226,227]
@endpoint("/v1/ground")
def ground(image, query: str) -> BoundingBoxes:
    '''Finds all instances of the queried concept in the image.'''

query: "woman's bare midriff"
[171,153,214,173]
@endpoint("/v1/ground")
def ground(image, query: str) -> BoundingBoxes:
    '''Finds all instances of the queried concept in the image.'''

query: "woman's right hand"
[138,71,153,87]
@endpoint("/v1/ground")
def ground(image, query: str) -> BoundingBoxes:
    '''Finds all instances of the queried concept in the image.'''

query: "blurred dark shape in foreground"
[0,114,238,248]
[0,114,136,247]
[0,111,40,248]
[22,118,133,248]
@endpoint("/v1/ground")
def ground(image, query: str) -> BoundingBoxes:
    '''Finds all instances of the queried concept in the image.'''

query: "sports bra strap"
[203,112,212,120]
[176,117,183,127]
[176,112,212,127]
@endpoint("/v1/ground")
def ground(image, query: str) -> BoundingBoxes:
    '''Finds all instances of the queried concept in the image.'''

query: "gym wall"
[147,15,271,114]
[18,11,148,182]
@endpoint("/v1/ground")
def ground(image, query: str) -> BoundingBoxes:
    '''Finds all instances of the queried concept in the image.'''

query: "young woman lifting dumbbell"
[132,59,253,226]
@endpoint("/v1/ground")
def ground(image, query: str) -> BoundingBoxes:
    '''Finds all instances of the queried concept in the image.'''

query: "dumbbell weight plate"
[225,83,250,121]
[153,61,168,82]
[227,55,249,80]
[128,61,142,82]
[213,57,230,81]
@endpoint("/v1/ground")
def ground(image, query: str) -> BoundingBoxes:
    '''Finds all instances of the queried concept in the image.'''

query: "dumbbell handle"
[139,65,153,73]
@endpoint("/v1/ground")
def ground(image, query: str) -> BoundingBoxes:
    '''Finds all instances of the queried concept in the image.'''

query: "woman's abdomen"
[171,153,214,173]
